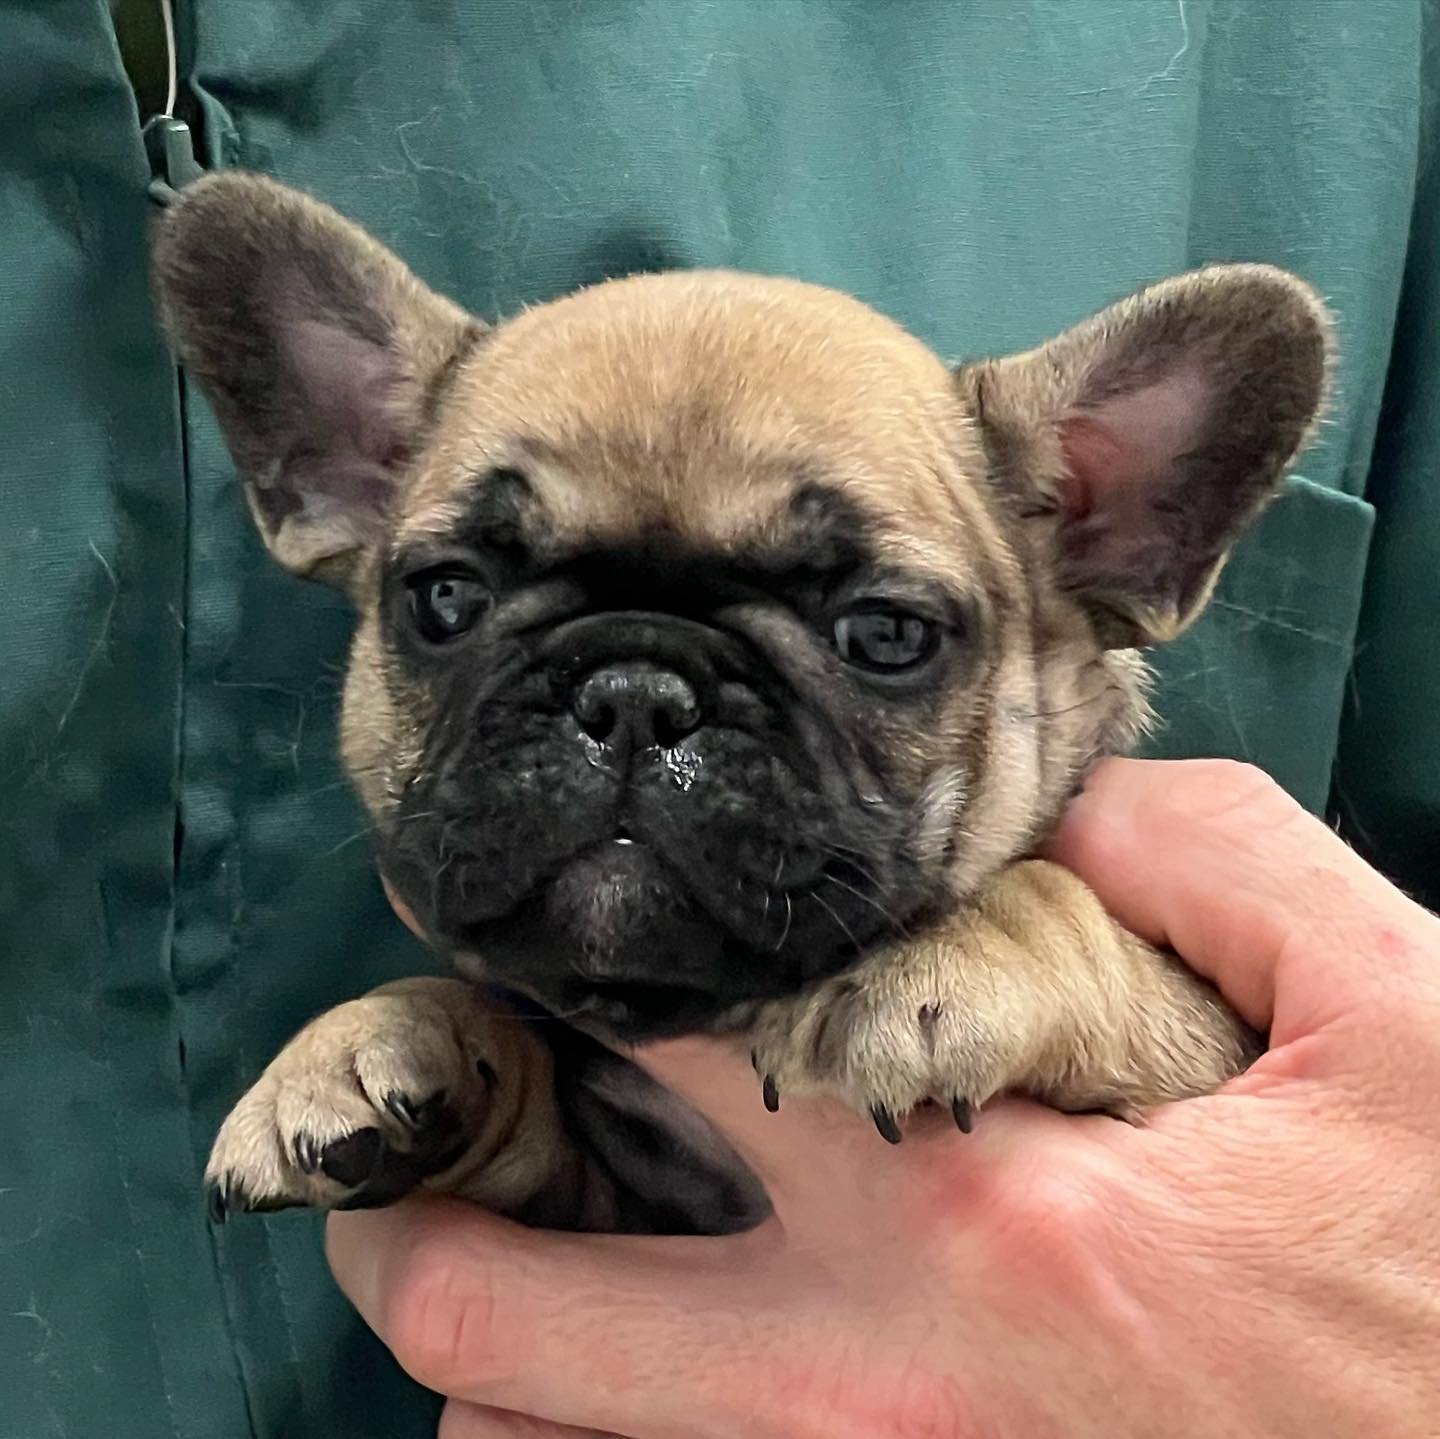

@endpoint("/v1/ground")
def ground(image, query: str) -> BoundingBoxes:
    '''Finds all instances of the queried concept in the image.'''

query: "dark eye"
[833,606,937,673]
[408,572,489,642]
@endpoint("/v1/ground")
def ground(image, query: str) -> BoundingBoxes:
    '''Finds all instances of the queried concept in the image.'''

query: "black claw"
[385,1088,454,1137]
[475,1058,498,1089]
[762,1074,780,1112]
[951,1097,974,1134]
[293,1132,324,1174]
[384,1092,419,1129]
[206,1176,306,1221]
[750,1049,761,1074]
[871,1105,903,1144]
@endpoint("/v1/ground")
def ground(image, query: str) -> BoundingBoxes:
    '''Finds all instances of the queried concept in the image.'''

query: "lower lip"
[546,838,667,908]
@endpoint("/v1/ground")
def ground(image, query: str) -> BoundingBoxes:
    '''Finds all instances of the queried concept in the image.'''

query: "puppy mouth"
[412,806,831,949]
[428,831,836,1036]
[450,836,726,1033]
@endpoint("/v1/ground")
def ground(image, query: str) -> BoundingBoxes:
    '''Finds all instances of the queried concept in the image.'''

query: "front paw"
[748,965,1001,1144]
[206,979,499,1218]
[748,859,1261,1143]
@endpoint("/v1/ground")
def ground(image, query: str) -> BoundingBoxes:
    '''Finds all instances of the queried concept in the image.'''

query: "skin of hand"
[329,759,1440,1439]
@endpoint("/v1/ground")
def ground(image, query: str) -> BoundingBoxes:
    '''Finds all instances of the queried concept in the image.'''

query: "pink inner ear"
[1058,368,1209,520]
[285,317,404,465]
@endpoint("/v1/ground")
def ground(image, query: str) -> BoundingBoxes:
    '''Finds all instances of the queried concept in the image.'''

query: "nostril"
[575,698,617,742]
[652,705,698,748]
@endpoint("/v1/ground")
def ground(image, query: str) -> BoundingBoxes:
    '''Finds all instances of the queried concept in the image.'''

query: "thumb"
[327,1197,779,1437]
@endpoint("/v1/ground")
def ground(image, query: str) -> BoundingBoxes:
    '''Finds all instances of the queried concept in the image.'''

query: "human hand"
[328,759,1440,1438]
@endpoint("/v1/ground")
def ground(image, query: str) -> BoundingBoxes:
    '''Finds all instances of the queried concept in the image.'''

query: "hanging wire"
[143,0,203,203]
[160,0,178,117]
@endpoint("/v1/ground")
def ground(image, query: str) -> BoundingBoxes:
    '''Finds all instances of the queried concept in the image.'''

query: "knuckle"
[384,1231,507,1395]
[983,1165,1114,1307]
[1163,759,1295,831]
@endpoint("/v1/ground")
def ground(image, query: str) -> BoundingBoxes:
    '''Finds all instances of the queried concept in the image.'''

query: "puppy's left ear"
[957,265,1333,647]
[152,172,485,582]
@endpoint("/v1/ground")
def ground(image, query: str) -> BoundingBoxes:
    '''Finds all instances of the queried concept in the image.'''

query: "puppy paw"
[748,969,1004,1143]
[748,860,1259,1143]
[206,978,503,1218]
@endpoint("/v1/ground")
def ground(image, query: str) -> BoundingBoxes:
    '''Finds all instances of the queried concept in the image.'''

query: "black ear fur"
[493,991,772,1237]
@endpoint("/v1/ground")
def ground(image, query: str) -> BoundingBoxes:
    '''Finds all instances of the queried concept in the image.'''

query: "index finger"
[1044,759,1438,1042]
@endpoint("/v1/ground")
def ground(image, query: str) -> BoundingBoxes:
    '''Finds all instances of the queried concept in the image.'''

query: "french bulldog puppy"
[153,174,1329,1234]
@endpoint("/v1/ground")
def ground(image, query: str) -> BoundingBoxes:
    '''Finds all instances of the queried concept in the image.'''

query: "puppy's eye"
[833,606,937,673]
[408,572,490,642]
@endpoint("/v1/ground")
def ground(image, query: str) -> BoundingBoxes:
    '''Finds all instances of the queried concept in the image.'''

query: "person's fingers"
[1044,758,1439,1041]
[439,1400,623,1438]
[327,1198,780,1438]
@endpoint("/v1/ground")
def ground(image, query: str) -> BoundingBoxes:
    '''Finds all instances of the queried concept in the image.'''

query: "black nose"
[571,661,701,750]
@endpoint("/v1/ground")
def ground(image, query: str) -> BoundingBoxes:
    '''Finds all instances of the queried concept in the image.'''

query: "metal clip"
[144,116,204,206]
[141,0,201,206]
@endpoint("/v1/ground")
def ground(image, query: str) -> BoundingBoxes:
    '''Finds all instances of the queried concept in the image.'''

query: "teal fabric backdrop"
[2,3,1435,1436]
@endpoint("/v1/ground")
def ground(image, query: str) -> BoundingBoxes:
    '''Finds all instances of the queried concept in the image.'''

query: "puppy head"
[154,174,1329,1038]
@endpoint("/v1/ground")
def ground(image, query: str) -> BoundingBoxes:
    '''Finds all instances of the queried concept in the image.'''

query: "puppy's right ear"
[152,173,484,582]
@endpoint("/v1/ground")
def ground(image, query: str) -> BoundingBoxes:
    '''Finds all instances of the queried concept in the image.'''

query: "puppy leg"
[206,978,772,1234]
[206,978,576,1219]
[749,859,1262,1138]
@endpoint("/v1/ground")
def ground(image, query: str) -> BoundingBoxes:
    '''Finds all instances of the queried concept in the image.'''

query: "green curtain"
[2,3,1434,1436]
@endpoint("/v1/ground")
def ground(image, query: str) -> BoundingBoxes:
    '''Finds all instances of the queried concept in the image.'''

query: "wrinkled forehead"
[391,272,999,591]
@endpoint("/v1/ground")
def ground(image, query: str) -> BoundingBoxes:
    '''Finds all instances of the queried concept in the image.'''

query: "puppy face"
[154,175,1329,1039]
